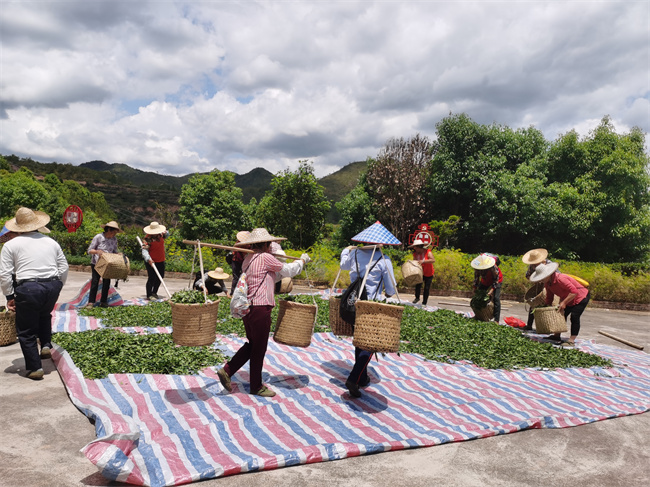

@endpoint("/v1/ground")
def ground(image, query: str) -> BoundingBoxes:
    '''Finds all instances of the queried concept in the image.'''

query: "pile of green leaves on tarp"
[52,329,226,379]
[73,296,614,371]
[399,307,613,370]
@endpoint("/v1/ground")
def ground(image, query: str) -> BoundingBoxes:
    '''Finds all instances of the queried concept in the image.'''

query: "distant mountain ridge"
[7,154,367,224]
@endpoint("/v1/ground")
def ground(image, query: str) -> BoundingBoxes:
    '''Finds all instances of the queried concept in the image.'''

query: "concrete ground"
[0,271,648,487]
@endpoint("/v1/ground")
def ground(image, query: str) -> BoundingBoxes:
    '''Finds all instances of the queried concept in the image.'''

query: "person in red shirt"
[530,262,590,346]
[472,253,503,323]
[409,239,435,305]
[141,222,168,300]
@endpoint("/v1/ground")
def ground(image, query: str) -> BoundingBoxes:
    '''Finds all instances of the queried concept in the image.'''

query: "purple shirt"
[87,233,118,265]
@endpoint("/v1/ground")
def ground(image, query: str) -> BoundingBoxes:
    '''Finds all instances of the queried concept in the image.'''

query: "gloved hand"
[300,253,311,264]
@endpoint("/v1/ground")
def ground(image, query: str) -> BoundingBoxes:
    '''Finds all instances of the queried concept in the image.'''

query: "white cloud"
[1,0,648,178]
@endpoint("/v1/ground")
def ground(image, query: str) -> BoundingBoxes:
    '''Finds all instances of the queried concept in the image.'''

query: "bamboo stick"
[598,330,644,350]
[181,240,301,260]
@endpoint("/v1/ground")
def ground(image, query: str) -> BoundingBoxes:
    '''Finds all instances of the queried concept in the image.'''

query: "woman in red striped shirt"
[217,228,310,397]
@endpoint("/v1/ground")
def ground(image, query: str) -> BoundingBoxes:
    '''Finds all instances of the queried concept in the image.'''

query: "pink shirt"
[242,252,283,306]
[544,273,589,307]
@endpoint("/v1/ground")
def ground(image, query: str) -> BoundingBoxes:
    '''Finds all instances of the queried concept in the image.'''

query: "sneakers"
[217,367,232,392]
[40,345,52,359]
[412,298,420,304]
[345,380,361,398]
[359,377,371,388]
[562,341,576,348]
[27,369,44,380]
[252,386,276,397]
[84,302,95,309]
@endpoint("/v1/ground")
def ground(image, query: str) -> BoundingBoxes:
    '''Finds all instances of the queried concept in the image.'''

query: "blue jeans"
[14,280,63,371]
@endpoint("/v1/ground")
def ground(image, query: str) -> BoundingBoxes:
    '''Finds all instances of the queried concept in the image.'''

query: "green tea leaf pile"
[52,329,226,379]
[68,295,613,375]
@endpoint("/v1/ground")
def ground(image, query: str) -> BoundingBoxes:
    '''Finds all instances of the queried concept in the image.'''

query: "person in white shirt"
[0,208,68,380]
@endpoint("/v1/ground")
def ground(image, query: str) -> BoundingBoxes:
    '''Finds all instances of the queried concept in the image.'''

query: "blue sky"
[1,0,648,178]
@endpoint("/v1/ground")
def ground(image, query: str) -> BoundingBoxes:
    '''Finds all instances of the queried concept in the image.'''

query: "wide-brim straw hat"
[234,228,285,247]
[143,221,166,235]
[522,248,548,265]
[529,262,559,282]
[101,221,123,233]
[236,231,251,243]
[471,254,496,270]
[207,267,230,280]
[409,239,429,248]
[5,207,50,233]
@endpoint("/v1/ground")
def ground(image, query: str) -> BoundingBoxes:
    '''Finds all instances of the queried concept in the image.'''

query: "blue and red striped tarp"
[51,302,650,487]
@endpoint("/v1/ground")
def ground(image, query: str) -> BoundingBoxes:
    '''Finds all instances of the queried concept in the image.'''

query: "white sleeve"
[277,260,304,280]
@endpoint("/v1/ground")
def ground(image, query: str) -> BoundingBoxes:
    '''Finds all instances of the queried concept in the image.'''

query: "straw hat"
[143,221,166,235]
[234,228,285,247]
[207,267,230,280]
[236,231,251,243]
[529,262,559,282]
[522,248,548,265]
[408,239,429,248]
[5,207,50,233]
[471,254,496,270]
[101,221,123,233]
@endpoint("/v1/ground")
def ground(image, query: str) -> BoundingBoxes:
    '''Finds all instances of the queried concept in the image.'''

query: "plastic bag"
[503,316,526,328]
[230,272,250,318]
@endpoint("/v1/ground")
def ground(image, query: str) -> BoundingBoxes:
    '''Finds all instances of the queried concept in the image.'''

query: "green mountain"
[5,155,365,225]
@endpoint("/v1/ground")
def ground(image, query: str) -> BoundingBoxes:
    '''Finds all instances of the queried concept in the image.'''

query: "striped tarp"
[51,319,650,487]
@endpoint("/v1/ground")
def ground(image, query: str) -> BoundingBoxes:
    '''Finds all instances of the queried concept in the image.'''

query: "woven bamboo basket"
[170,300,220,346]
[401,260,423,287]
[534,306,567,334]
[273,299,316,347]
[525,283,546,309]
[328,296,354,336]
[95,253,130,279]
[0,310,17,346]
[471,302,494,322]
[352,300,403,353]
[278,277,293,294]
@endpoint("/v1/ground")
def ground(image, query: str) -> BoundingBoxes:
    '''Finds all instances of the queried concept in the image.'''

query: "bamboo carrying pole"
[136,236,171,298]
[598,330,644,350]
[197,241,208,302]
[181,240,301,260]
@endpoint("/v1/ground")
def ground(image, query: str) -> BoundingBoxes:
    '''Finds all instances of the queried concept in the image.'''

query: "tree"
[178,170,251,241]
[546,117,650,261]
[334,182,376,246]
[256,161,330,248]
[365,134,433,245]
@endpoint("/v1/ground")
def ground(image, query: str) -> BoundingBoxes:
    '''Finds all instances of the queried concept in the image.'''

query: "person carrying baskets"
[86,221,122,308]
[216,228,310,398]
[339,232,398,398]
[529,262,590,347]
[409,239,435,305]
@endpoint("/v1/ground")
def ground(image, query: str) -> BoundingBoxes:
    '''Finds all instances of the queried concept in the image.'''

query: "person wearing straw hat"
[216,228,310,398]
[194,267,230,296]
[228,231,251,294]
[141,221,168,300]
[522,248,553,331]
[339,243,397,398]
[0,208,68,380]
[87,220,123,308]
[409,239,435,305]
[471,253,503,323]
[529,262,590,347]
